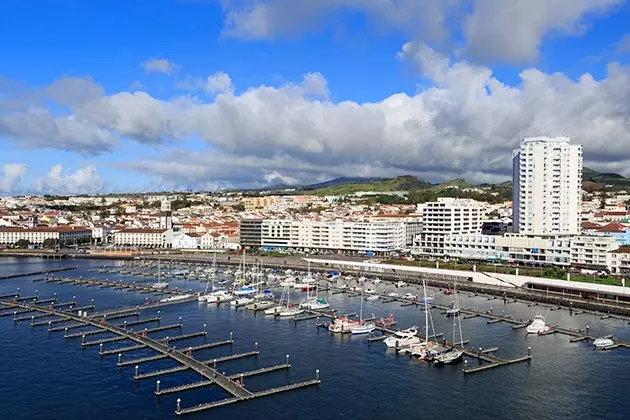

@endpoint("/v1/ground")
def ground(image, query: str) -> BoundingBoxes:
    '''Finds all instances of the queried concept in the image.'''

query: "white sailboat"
[351,289,376,334]
[264,285,290,315]
[152,259,169,290]
[407,279,435,358]
[277,288,304,317]
[434,285,465,365]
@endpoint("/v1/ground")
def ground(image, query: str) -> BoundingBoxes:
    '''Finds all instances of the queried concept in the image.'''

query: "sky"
[1,0,630,195]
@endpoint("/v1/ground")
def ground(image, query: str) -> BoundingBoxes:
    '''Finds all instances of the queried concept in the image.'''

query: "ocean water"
[0,257,628,420]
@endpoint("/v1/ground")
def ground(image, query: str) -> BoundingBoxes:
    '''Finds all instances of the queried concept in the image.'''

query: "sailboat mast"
[359,287,364,323]
[423,279,429,343]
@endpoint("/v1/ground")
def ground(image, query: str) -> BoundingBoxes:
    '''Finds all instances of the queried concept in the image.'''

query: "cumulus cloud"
[105,44,630,188]
[465,0,624,63]
[218,0,623,63]
[140,58,180,74]
[0,164,27,194]
[34,165,104,195]
[177,71,234,95]
[4,44,630,189]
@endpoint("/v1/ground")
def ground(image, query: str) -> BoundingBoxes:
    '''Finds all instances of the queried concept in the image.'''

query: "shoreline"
[2,251,630,316]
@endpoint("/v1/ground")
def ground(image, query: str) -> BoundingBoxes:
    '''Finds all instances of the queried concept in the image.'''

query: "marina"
[1,257,630,419]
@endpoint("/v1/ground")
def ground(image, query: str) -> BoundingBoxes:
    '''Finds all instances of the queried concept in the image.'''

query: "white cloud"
[206,71,233,94]
[464,0,624,63]
[0,164,27,194]
[34,165,104,195]
[4,44,630,189]
[218,0,624,63]
[140,58,180,75]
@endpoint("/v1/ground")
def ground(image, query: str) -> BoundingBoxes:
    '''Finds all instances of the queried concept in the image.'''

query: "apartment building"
[570,235,619,269]
[416,198,486,255]
[241,219,406,253]
[239,219,263,247]
[512,136,583,235]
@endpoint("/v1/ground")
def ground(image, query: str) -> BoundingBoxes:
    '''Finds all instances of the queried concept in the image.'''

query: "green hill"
[313,175,430,195]
[582,167,630,190]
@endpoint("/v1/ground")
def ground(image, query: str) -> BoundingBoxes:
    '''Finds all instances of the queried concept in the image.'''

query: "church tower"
[160,200,173,229]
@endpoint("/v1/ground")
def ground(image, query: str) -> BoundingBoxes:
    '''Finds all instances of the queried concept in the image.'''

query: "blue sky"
[1,0,630,195]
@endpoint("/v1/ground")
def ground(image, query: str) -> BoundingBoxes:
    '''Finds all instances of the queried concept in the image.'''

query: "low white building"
[0,227,92,246]
[171,231,200,249]
[113,228,172,248]
[444,233,572,266]
[570,235,619,268]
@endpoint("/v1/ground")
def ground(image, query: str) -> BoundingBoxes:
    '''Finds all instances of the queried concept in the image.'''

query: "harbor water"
[0,257,628,420]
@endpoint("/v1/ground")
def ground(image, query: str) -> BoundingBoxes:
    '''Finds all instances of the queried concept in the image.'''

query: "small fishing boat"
[593,337,614,349]
[328,317,360,334]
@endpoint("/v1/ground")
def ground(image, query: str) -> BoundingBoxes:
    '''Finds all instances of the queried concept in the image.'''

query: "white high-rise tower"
[512,136,583,235]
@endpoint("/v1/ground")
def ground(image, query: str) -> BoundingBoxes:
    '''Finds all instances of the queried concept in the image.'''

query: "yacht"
[526,315,551,334]
[593,337,615,349]
[384,327,420,348]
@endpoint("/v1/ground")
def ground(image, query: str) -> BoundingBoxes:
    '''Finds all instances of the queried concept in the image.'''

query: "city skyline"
[1,1,630,195]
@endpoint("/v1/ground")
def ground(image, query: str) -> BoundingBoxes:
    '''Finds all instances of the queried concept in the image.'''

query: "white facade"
[261,219,293,248]
[417,198,486,255]
[0,227,92,245]
[444,233,572,265]
[200,232,230,250]
[513,137,582,235]
[171,231,199,249]
[608,248,630,275]
[258,220,406,252]
[570,235,618,268]
[113,229,173,248]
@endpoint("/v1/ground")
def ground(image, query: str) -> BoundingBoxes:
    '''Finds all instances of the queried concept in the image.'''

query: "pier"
[0,299,321,416]
[0,266,77,281]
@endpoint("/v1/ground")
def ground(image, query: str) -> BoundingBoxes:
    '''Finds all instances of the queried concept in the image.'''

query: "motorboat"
[395,281,407,288]
[526,315,551,334]
[373,278,382,284]
[384,327,420,348]
[403,293,418,300]
[593,337,614,348]
[159,294,192,303]
[152,282,169,290]
[366,294,380,302]
[328,317,360,334]
[443,288,454,295]
[387,292,400,297]
[364,288,377,294]
[419,296,434,304]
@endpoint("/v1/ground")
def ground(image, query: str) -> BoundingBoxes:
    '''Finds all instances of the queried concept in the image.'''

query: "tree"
[14,239,30,249]
[42,238,59,249]
[232,204,245,212]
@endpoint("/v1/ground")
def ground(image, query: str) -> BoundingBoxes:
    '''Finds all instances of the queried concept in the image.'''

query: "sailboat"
[351,289,376,334]
[152,259,169,290]
[264,285,290,315]
[277,287,304,317]
[434,284,465,365]
[407,279,436,358]
[300,265,330,310]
